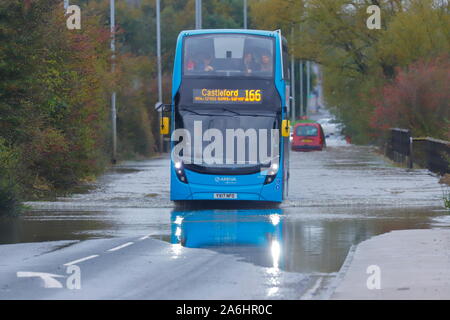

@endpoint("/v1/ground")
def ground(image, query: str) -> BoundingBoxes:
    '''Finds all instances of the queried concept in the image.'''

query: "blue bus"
[161,29,291,203]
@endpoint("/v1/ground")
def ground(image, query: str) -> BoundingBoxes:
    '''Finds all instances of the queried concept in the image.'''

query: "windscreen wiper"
[221,106,242,116]
[178,107,211,116]
[181,106,242,117]
[221,107,276,117]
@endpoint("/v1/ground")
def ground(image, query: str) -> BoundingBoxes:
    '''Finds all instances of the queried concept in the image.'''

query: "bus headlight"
[174,161,182,169]
[264,162,279,184]
[174,161,188,183]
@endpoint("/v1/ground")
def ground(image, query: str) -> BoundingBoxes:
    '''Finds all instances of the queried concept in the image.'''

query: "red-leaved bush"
[370,56,449,140]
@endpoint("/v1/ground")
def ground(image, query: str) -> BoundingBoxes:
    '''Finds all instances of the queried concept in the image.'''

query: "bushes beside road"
[0,139,20,212]
[0,0,162,213]
[0,0,112,210]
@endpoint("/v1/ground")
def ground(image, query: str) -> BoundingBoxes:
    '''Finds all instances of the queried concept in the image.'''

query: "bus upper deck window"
[183,34,274,78]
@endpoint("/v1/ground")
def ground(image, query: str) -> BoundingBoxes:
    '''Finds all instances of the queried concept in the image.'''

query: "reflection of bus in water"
[170,210,282,269]
[162,29,291,203]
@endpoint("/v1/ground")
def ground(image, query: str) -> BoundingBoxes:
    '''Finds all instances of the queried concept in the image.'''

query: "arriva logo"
[215,177,237,184]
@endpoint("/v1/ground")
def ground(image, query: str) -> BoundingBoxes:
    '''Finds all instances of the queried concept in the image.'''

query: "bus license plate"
[302,139,313,142]
[214,193,237,199]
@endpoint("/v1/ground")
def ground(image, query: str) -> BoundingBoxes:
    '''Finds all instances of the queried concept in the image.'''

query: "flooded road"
[0,136,448,299]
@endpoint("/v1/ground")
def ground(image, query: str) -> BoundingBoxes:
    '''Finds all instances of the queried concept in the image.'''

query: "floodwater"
[0,135,448,276]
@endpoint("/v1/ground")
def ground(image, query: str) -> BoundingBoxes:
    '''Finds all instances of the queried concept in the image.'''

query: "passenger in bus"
[260,52,273,73]
[242,52,260,74]
[197,53,214,72]
[185,55,196,71]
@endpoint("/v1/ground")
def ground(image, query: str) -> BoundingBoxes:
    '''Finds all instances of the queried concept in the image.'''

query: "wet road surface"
[0,136,448,299]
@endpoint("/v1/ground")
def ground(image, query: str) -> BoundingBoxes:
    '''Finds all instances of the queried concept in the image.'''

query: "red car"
[291,122,326,151]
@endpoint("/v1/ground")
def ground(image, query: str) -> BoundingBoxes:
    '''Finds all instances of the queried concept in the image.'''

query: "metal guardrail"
[386,128,449,174]
[386,128,412,168]
[412,137,450,175]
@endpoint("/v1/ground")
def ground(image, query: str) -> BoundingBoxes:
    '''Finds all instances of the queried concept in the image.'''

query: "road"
[0,135,447,299]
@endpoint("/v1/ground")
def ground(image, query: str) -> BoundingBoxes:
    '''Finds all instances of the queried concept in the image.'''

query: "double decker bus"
[160,29,290,203]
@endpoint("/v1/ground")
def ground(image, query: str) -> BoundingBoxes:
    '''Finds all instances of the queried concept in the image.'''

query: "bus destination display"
[193,89,262,104]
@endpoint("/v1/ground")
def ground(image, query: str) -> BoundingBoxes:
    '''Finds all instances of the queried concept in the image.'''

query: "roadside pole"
[306,60,310,117]
[195,0,202,29]
[299,60,303,117]
[156,0,164,152]
[110,0,117,164]
[290,28,295,124]
[291,55,295,123]
[243,0,247,29]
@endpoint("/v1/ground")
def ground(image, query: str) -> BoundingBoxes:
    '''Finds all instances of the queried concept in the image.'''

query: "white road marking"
[16,272,64,288]
[107,242,134,252]
[63,255,99,266]
[139,234,152,241]
[301,277,324,300]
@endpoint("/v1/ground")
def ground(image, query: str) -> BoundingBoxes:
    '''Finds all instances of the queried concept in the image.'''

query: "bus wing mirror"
[282,119,290,137]
[160,116,170,135]
[155,102,171,112]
